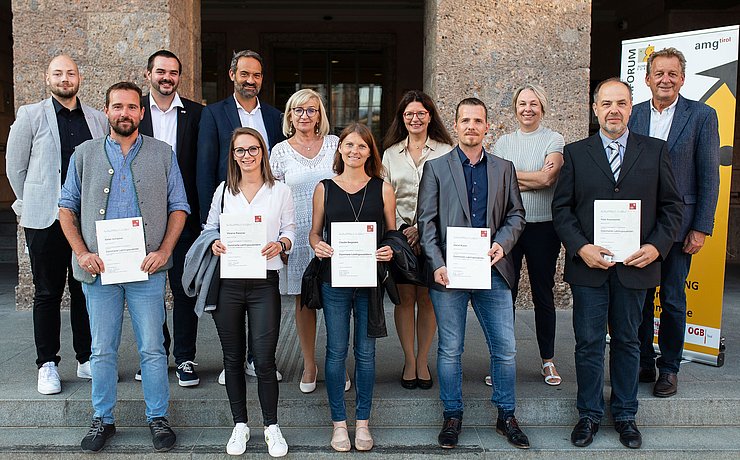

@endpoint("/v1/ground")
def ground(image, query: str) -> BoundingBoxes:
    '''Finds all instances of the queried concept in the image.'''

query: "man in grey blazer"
[417,98,527,449]
[6,55,108,395]
[629,47,720,398]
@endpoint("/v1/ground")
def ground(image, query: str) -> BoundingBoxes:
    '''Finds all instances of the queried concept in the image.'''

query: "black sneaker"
[81,417,116,453]
[176,361,200,387]
[149,417,176,452]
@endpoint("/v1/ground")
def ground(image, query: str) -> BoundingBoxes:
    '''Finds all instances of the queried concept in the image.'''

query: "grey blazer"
[6,97,108,229]
[417,147,526,290]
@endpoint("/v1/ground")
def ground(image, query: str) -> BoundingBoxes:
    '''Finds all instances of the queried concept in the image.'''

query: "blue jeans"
[571,270,645,423]
[429,269,516,420]
[82,272,169,424]
[639,242,692,374]
[321,283,376,422]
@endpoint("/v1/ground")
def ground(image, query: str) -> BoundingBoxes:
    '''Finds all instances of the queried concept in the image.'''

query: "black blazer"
[140,94,204,235]
[551,132,682,289]
[195,96,285,223]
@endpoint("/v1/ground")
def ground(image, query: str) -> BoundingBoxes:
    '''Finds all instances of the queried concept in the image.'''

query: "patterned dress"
[269,135,339,294]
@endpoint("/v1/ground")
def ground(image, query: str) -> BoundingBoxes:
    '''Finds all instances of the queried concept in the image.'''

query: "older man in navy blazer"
[196,49,285,223]
[629,47,720,398]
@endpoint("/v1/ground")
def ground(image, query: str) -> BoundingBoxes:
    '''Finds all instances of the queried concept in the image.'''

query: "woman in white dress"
[269,89,343,394]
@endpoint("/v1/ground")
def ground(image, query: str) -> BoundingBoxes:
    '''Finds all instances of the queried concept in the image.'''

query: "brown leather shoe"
[653,372,678,397]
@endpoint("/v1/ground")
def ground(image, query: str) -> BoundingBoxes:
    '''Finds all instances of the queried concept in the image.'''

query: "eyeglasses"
[233,146,261,157]
[403,110,429,120]
[292,107,319,117]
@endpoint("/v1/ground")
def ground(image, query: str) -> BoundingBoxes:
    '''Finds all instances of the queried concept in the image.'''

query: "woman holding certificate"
[309,123,396,452]
[382,90,453,390]
[492,84,565,386]
[205,127,296,457]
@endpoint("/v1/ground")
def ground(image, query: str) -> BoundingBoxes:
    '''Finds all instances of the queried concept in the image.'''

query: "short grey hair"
[512,84,549,115]
[230,50,264,74]
[647,47,687,76]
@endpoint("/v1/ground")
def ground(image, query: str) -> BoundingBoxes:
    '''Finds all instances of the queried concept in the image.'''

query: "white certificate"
[220,213,267,279]
[331,222,377,287]
[594,200,641,262]
[446,226,491,290]
[96,217,148,285]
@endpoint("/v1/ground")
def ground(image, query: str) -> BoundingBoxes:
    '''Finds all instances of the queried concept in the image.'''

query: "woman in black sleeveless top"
[309,123,396,452]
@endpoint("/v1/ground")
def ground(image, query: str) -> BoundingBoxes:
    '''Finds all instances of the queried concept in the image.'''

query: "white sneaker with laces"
[218,369,226,385]
[264,424,288,457]
[245,360,283,382]
[226,422,250,455]
[38,361,61,395]
[77,361,92,380]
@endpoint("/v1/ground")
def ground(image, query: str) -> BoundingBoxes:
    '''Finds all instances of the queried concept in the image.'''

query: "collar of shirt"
[149,92,183,115]
[105,134,144,160]
[234,93,262,115]
[52,96,82,113]
[599,128,629,160]
[457,146,486,166]
[650,95,679,115]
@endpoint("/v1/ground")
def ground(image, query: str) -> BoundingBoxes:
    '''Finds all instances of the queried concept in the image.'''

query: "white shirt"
[205,181,296,271]
[149,93,183,154]
[234,94,271,150]
[649,96,679,141]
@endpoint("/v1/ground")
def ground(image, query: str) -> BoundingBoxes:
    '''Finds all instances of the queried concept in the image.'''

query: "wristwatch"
[278,240,288,253]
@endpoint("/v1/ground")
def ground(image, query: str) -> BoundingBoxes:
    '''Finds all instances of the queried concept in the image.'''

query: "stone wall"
[11,0,201,309]
[424,0,592,308]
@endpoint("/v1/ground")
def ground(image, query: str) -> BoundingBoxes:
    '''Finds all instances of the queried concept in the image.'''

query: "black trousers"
[212,272,281,425]
[163,227,199,364]
[25,221,91,367]
[510,220,561,360]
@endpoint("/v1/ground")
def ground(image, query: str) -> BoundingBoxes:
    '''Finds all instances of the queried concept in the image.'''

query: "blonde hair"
[282,89,331,137]
[512,84,549,115]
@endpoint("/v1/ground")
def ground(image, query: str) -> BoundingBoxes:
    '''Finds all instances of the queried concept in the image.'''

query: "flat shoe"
[354,426,374,451]
[299,365,317,394]
[541,362,562,386]
[330,426,350,452]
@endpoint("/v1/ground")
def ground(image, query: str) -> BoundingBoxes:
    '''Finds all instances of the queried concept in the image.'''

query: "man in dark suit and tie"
[196,49,285,223]
[417,98,528,450]
[629,47,720,398]
[552,78,681,449]
[140,50,203,387]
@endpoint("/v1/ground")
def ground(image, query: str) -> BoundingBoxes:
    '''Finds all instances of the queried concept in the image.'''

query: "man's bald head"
[46,55,81,101]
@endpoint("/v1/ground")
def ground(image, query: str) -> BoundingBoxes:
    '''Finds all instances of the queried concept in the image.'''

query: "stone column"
[423,0,592,308]
[11,0,201,309]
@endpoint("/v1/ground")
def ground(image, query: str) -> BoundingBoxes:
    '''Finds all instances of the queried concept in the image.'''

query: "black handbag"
[300,179,330,309]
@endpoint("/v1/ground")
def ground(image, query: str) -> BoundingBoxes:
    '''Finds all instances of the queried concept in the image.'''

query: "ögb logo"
[629,203,637,210]
[255,215,262,223]
[367,225,374,232]
[688,326,707,344]
[481,230,488,237]
[132,219,140,227]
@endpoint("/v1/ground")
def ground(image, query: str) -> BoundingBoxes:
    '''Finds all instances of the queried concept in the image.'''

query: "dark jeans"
[638,242,692,374]
[25,221,91,367]
[571,270,645,423]
[164,227,199,364]
[212,273,281,426]
[510,221,561,359]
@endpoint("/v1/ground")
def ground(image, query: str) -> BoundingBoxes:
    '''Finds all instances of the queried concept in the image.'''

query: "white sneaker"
[38,362,61,395]
[245,360,283,382]
[218,369,226,385]
[77,361,92,380]
[226,422,250,455]
[264,424,288,457]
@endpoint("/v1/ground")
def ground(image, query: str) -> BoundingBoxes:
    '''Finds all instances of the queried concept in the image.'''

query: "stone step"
[1,426,740,458]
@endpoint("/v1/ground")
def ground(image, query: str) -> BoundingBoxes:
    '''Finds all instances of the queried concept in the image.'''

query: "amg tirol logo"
[481,230,488,237]
[695,36,732,51]
[255,215,262,222]
[132,219,140,227]
[638,45,655,62]
[367,224,374,232]
[629,202,637,210]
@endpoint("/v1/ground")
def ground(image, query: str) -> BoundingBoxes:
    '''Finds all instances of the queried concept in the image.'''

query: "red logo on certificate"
[481,230,488,237]
[132,219,140,227]
[629,203,637,210]
[367,225,374,232]
[255,215,262,222]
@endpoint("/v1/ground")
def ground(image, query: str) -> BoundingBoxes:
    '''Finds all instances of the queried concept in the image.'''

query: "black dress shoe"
[614,420,642,449]
[438,417,462,448]
[401,366,417,389]
[495,416,530,449]
[639,366,656,383]
[417,366,433,390]
[570,417,599,447]
[653,372,678,397]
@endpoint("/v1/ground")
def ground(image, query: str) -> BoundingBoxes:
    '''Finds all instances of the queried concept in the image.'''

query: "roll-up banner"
[620,25,738,366]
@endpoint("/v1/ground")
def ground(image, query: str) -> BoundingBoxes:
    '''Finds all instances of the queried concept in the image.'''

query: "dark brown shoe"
[496,416,530,449]
[639,367,656,383]
[438,417,462,448]
[653,372,678,397]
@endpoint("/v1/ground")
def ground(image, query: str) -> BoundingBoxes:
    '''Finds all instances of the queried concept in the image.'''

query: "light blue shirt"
[60,134,190,218]
[599,128,629,163]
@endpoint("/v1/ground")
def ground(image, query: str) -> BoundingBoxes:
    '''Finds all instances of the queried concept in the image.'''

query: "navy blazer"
[628,95,720,240]
[195,96,285,222]
[552,132,682,289]
[140,94,204,235]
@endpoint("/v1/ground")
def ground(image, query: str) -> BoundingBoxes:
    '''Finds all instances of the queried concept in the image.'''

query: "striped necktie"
[608,141,621,181]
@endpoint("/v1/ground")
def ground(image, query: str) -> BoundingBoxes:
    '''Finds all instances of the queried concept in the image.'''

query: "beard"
[110,117,139,137]
[50,85,78,99]
[153,79,177,96]
[235,82,259,99]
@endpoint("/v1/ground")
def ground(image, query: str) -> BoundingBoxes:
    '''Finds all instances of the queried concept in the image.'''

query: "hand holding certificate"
[594,200,641,263]
[446,226,491,290]
[220,213,267,279]
[331,222,377,287]
[95,217,148,285]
